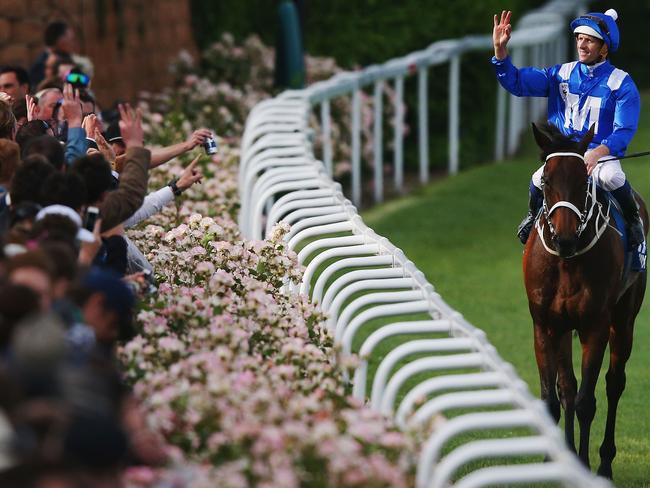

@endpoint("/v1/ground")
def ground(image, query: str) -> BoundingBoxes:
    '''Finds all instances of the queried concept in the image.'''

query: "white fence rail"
[295,0,587,207]
[239,1,611,486]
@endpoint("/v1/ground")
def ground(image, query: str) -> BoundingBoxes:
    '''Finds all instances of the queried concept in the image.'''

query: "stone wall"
[0,0,197,107]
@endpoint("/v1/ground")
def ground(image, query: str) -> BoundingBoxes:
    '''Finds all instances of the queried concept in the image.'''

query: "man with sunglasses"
[492,9,644,248]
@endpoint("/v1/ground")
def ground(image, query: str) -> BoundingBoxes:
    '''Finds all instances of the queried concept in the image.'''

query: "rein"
[598,149,650,164]
[536,151,616,258]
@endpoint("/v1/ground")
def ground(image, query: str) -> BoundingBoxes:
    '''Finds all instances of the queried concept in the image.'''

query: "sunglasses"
[65,72,90,86]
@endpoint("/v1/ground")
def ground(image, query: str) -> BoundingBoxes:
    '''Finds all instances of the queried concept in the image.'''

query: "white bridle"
[535,151,616,258]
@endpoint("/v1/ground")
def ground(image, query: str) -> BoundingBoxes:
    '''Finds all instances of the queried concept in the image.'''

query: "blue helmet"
[570,9,620,52]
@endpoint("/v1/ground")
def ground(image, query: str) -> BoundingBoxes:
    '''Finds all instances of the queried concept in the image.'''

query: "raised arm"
[149,128,212,168]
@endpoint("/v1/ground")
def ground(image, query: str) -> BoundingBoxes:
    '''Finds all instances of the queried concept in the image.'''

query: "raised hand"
[176,155,203,192]
[493,10,512,60]
[118,103,144,148]
[61,83,83,128]
[82,113,98,137]
[95,128,116,162]
[185,128,212,151]
[0,92,13,105]
[26,94,40,121]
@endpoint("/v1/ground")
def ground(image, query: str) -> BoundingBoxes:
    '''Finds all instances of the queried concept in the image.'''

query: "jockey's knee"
[531,165,545,189]
[593,163,626,191]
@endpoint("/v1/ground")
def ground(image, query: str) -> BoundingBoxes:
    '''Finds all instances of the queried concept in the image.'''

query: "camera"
[203,135,218,155]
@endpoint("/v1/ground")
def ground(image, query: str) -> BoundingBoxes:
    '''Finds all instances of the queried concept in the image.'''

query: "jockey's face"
[576,33,604,64]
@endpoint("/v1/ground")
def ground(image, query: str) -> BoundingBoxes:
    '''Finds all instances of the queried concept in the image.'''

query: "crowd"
[0,20,215,487]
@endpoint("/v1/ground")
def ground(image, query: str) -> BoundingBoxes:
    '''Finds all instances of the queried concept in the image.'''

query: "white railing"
[239,2,611,487]
[297,0,588,207]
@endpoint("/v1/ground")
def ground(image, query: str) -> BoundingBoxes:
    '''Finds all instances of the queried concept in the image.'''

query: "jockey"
[491,9,644,247]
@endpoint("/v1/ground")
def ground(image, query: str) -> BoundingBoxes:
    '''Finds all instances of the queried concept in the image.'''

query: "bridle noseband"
[536,151,613,258]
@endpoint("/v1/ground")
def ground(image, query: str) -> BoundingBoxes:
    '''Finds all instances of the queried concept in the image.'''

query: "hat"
[35,204,95,243]
[82,267,135,337]
[103,122,123,145]
[571,9,620,52]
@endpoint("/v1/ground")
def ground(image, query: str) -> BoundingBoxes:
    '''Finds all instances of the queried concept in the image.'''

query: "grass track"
[357,93,650,487]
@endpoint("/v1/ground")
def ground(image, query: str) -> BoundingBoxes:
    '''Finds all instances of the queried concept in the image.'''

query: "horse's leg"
[598,277,645,478]
[575,325,609,468]
[596,322,631,479]
[556,331,577,452]
[533,324,561,423]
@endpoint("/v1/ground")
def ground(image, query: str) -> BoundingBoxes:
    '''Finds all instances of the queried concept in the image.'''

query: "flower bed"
[121,35,417,487]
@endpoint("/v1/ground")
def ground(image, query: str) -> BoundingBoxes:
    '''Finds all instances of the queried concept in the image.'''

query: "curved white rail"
[239,0,608,486]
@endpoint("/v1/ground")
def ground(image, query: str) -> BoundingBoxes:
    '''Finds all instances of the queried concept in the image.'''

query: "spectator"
[0,100,16,141]
[76,267,135,346]
[22,135,65,171]
[40,172,87,211]
[0,284,40,352]
[15,120,52,150]
[72,103,149,233]
[103,122,125,157]
[0,140,20,195]
[6,250,55,311]
[29,21,77,88]
[0,67,30,104]
[10,155,56,207]
[33,87,62,125]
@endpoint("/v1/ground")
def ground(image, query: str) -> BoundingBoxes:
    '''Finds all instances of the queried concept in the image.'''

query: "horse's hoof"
[597,465,613,480]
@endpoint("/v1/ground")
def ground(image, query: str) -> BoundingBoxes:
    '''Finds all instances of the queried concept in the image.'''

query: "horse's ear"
[578,124,596,153]
[532,123,552,150]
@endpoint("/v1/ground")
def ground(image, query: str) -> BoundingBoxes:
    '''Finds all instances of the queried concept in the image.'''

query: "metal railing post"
[418,67,430,184]
[321,99,333,175]
[373,81,384,204]
[351,88,362,206]
[448,54,460,175]
[495,85,506,161]
[394,76,405,192]
[507,47,524,156]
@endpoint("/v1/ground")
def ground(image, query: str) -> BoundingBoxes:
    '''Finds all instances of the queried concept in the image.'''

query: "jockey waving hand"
[492,9,644,247]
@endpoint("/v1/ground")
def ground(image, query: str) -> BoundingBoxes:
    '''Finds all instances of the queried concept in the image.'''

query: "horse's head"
[532,123,595,257]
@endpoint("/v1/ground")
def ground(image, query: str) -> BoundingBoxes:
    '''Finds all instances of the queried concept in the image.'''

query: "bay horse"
[523,123,648,479]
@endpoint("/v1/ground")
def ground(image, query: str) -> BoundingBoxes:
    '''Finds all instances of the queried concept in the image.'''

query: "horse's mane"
[536,122,581,162]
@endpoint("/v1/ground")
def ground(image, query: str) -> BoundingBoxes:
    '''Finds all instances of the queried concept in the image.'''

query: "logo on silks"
[563,93,601,133]
[636,241,647,271]
[559,82,569,101]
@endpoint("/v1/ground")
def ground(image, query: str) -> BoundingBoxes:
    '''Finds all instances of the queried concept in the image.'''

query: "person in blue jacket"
[492,9,644,247]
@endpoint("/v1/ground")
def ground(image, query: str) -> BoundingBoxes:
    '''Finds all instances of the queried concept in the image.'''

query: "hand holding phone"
[84,206,100,231]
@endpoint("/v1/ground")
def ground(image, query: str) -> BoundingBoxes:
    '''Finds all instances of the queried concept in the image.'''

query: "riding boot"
[611,181,645,248]
[517,183,543,245]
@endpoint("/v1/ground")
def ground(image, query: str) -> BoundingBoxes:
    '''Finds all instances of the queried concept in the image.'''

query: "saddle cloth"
[597,187,647,273]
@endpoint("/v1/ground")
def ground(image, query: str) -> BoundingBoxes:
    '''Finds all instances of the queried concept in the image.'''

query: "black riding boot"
[611,182,645,249]
[517,183,543,245]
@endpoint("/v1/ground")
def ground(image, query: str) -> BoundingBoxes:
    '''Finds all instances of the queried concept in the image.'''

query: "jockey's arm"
[492,57,551,97]
[600,78,641,158]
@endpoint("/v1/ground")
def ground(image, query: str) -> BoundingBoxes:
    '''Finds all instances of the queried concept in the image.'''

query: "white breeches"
[532,157,626,192]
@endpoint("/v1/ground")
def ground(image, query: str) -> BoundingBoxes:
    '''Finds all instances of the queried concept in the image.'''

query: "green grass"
[354,93,650,487]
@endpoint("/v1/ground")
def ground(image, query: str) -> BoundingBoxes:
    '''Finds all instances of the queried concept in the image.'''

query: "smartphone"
[84,206,100,231]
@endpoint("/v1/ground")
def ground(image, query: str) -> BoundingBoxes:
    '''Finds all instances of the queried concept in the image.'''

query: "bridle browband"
[536,151,616,258]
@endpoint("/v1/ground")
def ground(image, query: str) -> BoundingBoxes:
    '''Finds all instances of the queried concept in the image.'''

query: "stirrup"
[517,213,535,245]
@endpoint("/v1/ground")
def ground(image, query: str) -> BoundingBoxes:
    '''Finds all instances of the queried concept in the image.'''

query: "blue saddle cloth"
[596,187,647,273]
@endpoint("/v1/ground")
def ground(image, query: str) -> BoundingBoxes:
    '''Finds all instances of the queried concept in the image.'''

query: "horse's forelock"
[536,123,581,161]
